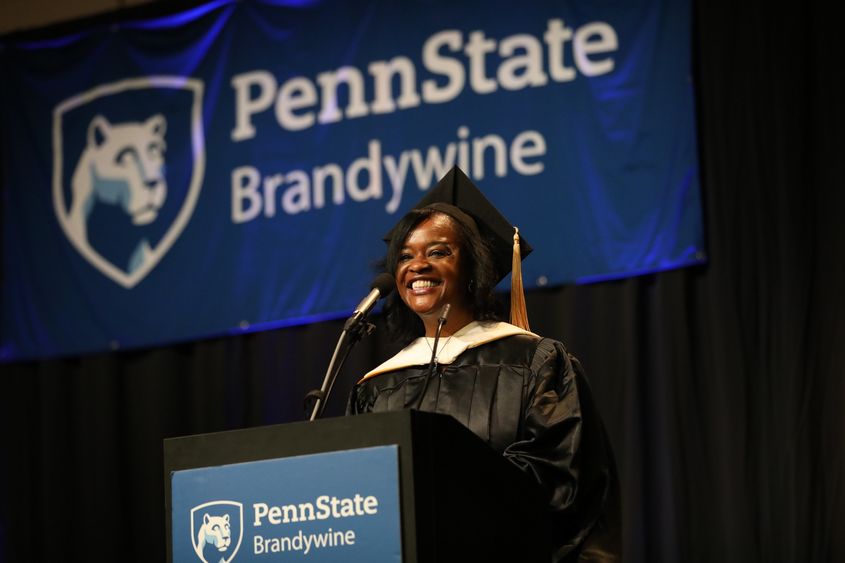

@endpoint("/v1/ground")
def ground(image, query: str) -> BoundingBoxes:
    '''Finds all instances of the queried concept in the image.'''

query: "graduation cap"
[384,166,532,330]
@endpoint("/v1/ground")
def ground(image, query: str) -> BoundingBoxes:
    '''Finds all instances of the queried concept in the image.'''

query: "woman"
[347,167,620,562]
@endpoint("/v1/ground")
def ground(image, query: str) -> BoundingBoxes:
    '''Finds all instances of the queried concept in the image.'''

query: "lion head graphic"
[66,113,168,274]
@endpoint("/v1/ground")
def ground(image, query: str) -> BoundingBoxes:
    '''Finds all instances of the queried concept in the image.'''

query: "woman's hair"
[381,206,501,344]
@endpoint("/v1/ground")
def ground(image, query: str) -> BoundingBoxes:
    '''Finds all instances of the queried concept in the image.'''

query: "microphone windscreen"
[439,303,451,322]
[371,272,395,296]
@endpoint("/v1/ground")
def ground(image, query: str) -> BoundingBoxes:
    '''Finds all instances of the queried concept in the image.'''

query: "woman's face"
[395,213,471,326]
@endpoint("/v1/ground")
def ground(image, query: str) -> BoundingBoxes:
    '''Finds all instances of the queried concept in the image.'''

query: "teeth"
[411,280,438,289]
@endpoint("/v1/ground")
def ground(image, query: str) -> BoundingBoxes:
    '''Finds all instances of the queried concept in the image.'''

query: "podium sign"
[165,412,548,563]
[170,446,402,563]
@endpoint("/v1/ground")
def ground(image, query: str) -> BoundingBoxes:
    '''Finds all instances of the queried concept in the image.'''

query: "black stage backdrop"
[1,3,843,562]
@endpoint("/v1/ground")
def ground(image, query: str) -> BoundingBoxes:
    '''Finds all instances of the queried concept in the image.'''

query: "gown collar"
[358,321,537,383]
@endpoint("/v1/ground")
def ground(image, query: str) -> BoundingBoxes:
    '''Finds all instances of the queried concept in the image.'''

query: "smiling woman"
[347,166,621,562]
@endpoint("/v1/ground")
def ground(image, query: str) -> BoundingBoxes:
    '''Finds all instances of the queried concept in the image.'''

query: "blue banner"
[0,0,703,359]
[171,445,402,562]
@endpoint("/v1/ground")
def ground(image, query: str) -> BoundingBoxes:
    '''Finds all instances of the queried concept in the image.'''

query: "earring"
[468,279,476,293]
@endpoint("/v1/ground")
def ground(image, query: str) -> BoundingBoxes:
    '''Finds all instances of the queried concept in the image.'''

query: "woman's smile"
[407,278,441,292]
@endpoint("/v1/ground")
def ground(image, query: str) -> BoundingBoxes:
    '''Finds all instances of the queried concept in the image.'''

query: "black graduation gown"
[347,332,621,562]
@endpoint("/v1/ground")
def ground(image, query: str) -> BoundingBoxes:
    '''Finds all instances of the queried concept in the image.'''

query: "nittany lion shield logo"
[190,501,244,563]
[52,76,205,288]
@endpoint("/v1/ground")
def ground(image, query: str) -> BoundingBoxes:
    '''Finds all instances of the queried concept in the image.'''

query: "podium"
[164,410,549,562]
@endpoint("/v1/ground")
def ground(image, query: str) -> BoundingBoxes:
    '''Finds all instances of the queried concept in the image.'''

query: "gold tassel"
[510,227,530,330]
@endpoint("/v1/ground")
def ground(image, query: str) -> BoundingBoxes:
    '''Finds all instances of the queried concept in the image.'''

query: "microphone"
[428,303,451,374]
[416,304,451,411]
[307,273,395,421]
[345,272,395,330]
[438,303,452,326]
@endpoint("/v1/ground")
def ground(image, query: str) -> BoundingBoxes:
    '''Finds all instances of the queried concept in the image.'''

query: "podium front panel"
[170,445,402,563]
[164,411,547,563]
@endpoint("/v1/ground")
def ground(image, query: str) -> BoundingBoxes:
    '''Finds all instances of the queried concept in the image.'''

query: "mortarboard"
[384,165,532,330]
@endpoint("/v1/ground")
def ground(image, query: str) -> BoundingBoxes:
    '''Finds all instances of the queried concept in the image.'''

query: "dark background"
[1,2,843,562]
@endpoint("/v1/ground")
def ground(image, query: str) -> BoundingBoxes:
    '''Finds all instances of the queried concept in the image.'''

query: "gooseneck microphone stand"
[414,304,451,411]
[305,273,394,421]
[305,314,375,421]
[427,304,451,376]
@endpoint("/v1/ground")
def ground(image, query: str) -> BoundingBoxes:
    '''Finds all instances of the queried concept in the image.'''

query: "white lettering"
[252,528,358,555]
[268,505,282,524]
[316,66,369,124]
[231,71,276,141]
[263,174,284,218]
[362,495,378,514]
[312,164,344,209]
[276,77,318,131]
[457,126,470,172]
[510,130,546,175]
[465,30,498,94]
[291,530,304,551]
[472,134,507,180]
[544,19,576,82]
[298,502,315,522]
[346,140,382,202]
[410,143,457,188]
[421,30,466,104]
[383,151,412,214]
[498,34,548,90]
[250,494,381,529]
[231,19,619,136]
[231,128,548,224]
[369,57,421,114]
[315,495,331,520]
[253,502,269,526]
[573,22,618,76]
[231,166,262,223]
[281,170,311,215]
[281,504,298,523]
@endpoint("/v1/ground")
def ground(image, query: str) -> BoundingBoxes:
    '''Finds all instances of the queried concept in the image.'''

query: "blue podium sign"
[170,446,402,563]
